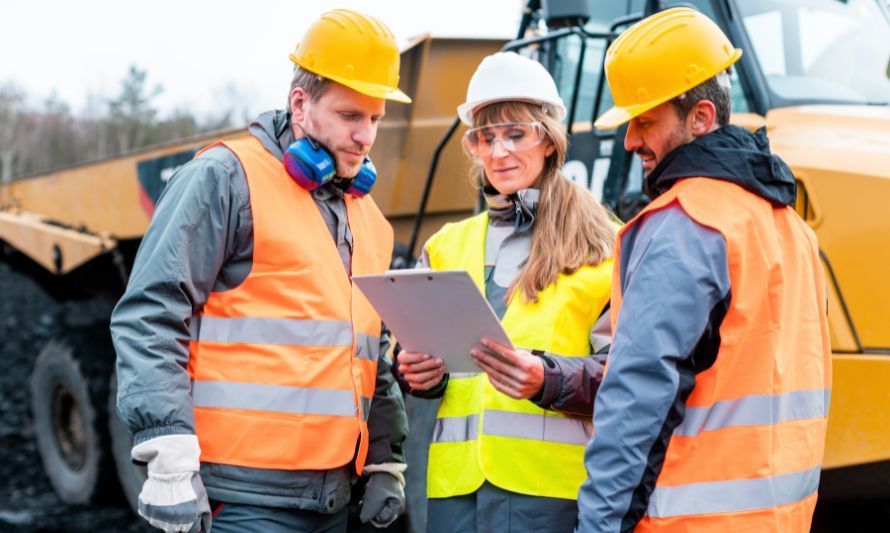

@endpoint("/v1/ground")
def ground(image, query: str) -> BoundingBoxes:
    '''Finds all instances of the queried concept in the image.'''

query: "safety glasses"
[463,121,545,157]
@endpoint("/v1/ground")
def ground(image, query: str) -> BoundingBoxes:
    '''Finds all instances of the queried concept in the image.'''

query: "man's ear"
[690,99,717,137]
[290,87,309,122]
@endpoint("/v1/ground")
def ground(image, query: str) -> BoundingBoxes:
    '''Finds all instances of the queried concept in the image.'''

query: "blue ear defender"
[283,136,335,191]
[343,158,377,198]
[282,129,377,197]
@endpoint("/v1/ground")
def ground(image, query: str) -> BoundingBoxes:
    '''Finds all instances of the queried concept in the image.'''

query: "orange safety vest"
[186,136,393,474]
[611,178,831,531]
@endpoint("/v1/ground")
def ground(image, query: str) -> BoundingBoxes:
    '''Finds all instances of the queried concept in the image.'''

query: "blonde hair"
[471,101,617,303]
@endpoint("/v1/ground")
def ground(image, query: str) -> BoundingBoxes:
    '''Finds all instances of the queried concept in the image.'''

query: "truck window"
[552,35,608,128]
[661,0,751,113]
[738,0,890,105]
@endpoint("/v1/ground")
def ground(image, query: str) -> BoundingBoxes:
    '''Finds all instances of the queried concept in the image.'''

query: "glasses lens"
[464,122,542,156]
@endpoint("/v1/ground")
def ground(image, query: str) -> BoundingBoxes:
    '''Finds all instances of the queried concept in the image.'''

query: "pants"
[426,481,578,533]
[210,501,348,533]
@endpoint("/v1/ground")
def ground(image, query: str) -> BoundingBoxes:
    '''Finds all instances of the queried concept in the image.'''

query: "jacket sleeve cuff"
[530,354,562,408]
[133,425,195,446]
[402,374,448,399]
[390,346,449,399]
[363,462,407,488]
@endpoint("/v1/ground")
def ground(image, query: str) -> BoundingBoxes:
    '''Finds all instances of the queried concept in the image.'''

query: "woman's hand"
[471,338,544,399]
[397,351,446,391]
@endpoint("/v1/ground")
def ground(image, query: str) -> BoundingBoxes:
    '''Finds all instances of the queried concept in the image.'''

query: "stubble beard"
[335,159,362,179]
[305,115,364,179]
[641,125,696,177]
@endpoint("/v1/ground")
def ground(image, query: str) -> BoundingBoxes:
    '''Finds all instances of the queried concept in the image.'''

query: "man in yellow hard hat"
[576,8,830,532]
[111,9,410,532]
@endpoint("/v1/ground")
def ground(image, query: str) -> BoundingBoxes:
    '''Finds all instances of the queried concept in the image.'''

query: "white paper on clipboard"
[352,269,513,373]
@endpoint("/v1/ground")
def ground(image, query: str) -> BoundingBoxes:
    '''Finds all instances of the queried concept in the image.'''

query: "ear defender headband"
[282,126,377,197]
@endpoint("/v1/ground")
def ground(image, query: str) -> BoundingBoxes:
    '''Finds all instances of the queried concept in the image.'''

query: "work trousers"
[210,501,348,533]
[426,481,578,533]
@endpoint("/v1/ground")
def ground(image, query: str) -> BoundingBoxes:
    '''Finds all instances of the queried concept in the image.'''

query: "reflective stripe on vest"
[190,316,380,362]
[431,411,591,446]
[674,388,830,437]
[191,316,353,346]
[424,212,613,500]
[433,414,480,443]
[188,137,392,473]
[192,380,372,420]
[647,465,821,518]
[611,178,830,531]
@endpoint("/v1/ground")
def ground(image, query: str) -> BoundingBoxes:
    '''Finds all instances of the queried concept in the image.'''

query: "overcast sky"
[1,0,522,120]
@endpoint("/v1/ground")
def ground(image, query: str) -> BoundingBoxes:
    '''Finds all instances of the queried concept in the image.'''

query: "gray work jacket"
[111,109,407,512]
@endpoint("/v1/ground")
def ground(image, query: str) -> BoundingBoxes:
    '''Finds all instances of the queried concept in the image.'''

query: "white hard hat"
[457,52,567,126]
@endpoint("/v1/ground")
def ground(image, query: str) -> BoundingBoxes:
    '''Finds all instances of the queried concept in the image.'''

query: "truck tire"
[108,372,147,513]
[30,340,116,504]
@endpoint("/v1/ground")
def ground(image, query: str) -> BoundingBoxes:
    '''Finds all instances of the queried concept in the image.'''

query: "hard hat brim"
[323,72,412,104]
[292,55,412,104]
[331,75,412,104]
[457,97,567,126]
[594,48,742,130]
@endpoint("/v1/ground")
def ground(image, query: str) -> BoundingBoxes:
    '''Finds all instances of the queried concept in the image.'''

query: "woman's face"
[467,121,554,195]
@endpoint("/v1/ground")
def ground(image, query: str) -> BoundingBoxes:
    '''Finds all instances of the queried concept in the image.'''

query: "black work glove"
[360,471,405,528]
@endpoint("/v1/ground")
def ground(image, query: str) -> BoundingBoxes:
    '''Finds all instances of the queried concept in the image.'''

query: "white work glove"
[131,434,211,533]
[360,463,407,528]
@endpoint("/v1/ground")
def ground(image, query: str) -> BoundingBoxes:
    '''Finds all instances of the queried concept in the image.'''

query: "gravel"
[0,261,148,532]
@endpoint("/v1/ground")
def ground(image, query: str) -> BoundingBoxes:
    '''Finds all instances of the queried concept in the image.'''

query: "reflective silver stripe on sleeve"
[190,316,354,347]
[674,388,831,438]
[482,409,592,446]
[647,465,821,518]
[432,414,480,443]
[192,381,359,417]
[356,333,381,362]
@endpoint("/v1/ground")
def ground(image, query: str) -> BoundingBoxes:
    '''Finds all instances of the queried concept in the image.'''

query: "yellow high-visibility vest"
[425,212,612,500]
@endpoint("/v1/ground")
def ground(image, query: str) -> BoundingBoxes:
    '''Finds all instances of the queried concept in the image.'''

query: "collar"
[484,186,539,232]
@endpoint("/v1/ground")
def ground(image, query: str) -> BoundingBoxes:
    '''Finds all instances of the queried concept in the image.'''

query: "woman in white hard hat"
[395,52,617,532]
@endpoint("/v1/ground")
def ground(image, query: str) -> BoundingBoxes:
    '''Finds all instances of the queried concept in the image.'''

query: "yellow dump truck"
[1,0,888,527]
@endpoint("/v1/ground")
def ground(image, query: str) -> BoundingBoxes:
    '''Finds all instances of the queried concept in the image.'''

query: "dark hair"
[287,66,331,109]
[670,68,732,126]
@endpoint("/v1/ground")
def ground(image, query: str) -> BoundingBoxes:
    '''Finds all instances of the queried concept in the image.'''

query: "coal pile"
[0,261,147,531]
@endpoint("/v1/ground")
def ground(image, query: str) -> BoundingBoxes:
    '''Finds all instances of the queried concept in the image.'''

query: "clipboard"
[353,270,513,373]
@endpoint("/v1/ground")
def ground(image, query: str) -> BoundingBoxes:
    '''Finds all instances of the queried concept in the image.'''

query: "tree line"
[0,65,248,183]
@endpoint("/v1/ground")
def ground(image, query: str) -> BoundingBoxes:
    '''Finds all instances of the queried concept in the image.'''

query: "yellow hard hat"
[594,7,741,130]
[289,9,411,104]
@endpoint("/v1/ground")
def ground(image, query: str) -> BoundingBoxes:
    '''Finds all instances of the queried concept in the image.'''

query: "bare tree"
[0,83,30,183]
[1,65,243,180]
[107,65,162,152]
